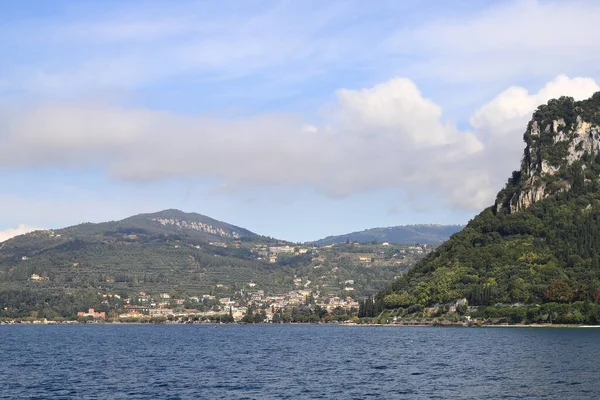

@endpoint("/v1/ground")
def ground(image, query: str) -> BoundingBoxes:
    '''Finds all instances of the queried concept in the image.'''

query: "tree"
[383,292,415,308]
[545,280,573,303]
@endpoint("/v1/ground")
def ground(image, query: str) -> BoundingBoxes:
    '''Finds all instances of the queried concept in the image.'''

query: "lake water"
[0,324,599,399]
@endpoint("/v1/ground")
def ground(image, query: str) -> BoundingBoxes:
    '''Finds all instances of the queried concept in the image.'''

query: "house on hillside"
[149,308,174,316]
[119,311,143,319]
[77,308,106,319]
[29,274,48,282]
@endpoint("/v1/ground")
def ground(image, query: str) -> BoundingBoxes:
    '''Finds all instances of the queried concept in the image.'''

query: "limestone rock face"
[566,117,600,163]
[495,94,600,214]
[151,218,241,239]
[509,176,547,213]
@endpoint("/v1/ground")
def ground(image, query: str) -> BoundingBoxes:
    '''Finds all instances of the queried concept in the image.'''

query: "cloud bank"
[1,75,598,211]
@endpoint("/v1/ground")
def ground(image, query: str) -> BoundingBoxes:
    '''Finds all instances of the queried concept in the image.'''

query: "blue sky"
[2,0,600,242]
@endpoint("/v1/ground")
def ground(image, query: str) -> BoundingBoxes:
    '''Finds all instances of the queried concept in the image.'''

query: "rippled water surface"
[1,324,599,399]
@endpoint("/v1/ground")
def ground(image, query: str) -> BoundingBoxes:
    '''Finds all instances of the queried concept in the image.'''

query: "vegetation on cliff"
[378,93,600,324]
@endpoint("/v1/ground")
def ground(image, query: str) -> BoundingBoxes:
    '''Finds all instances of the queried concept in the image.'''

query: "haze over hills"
[314,225,463,246]
[378,93,600,324]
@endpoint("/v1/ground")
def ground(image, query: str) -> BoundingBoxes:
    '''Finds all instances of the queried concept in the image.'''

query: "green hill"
[0,210,281,294]
[314,225,463,246]
[377,93,600,324]
[0,210,433,319]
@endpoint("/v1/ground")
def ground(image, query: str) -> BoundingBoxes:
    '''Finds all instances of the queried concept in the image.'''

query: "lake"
[0,324,598,399]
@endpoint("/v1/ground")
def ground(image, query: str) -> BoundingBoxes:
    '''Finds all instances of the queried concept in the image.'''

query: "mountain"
[377,93,600,324]
[125,209,257,238]
[0,209,264,263]
[314,225,463,246]
[0,209,279,294]
[69,208,259,242]
[0,209,436,320]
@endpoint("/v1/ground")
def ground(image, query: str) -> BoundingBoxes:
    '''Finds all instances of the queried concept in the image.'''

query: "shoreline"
[1,319,599,328]
[340,322,600,328]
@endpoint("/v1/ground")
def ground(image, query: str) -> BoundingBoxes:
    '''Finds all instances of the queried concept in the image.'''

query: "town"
[1,241,435,324]
[93,286,361,323]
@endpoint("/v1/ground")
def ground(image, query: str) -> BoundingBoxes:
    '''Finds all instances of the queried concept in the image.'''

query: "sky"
[2,0,600,242]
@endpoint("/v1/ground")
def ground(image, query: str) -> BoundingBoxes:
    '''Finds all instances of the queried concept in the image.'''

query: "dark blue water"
[1,325,599,399]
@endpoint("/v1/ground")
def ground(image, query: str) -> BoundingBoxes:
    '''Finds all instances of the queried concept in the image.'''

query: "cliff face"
[378,92,600,319]
[495,94,600,214]
[151,217,242,239]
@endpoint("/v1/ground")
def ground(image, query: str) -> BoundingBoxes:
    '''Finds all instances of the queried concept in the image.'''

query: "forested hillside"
[377,93,600,324]
[0,210,431,319]
[314,225,463,246]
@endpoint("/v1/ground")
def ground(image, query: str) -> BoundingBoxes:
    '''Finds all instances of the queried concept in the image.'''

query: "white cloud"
[333,79,448,146]
[1,75,597,212]
[0,77,485,207]
[471,75,600,136]
[0,224,44,243]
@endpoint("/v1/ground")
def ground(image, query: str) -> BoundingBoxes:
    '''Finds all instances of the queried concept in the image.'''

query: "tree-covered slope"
[0,209,434,319]
[0,210,280,293]
[379,94,600,317]
[314,224,463,246]
[1,209,266,258]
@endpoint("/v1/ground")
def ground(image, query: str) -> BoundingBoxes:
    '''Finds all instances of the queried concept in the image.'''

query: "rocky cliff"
[151,217,242,239]
[378,92,600,322]
[495,94,600,214]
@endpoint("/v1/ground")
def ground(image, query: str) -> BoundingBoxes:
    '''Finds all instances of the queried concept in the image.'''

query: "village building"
[77,308,106,319]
